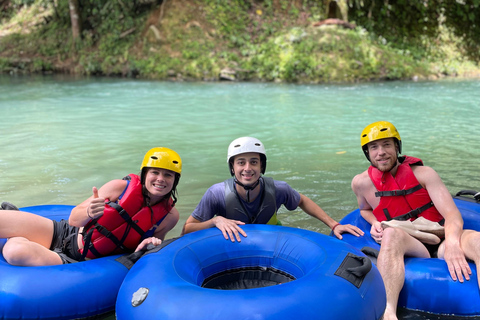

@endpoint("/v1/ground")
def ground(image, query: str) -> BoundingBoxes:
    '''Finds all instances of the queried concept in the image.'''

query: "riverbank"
[1,1,479,83]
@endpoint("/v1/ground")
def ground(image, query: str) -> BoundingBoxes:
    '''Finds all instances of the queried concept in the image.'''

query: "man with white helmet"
[183,137,363,242]
[352,121,480,320]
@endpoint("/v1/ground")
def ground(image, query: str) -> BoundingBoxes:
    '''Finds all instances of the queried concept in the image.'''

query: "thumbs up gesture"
[92,186,99,199]
[87,186,106,220]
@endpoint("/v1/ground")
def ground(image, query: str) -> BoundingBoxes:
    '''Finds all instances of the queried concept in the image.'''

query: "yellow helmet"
[140,147,182,175]
[361,121,401,161]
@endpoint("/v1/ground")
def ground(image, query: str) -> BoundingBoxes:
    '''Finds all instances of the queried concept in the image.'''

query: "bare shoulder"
[154,206,180,239]
[351,170,371,191]
[159,207,179,229]
[411,165,436,174]
[411,165,441,186]
[168,207,180,221]
[351,169,376,210]
[98,179,129,200]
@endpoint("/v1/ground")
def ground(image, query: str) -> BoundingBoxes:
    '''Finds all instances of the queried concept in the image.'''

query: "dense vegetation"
[1,0,479,82]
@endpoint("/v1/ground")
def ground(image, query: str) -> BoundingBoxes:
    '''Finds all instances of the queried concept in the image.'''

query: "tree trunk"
[68,0,81,42]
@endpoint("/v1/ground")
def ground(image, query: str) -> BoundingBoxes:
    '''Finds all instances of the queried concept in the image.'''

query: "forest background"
[1,0,480,83]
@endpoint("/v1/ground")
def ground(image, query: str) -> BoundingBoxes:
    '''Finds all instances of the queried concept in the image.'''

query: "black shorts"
[50,220,83,264]
[424,242,441,258]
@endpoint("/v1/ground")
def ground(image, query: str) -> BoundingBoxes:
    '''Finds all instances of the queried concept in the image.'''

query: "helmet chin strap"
[234,177,261,202]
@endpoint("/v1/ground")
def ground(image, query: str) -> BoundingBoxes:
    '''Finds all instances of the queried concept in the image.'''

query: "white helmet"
[227,137,267,175]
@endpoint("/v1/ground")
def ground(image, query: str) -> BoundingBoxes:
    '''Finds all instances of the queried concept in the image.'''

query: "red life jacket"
[80,174,173,259]
[368,156,443,223]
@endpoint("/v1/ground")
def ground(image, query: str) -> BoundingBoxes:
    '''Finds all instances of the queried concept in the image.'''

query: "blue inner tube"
[0,205,129,320]
[116,224,386,320]
[337,196,480,316]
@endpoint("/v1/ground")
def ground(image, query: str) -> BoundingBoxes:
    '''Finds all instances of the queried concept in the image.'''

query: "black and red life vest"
[80,174,173,259]
[368,156,443,223]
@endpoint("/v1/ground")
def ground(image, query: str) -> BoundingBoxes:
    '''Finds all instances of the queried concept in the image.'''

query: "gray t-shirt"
[191,178,301,222]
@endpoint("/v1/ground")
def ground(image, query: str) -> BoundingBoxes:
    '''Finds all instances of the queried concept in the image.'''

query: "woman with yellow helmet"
[0,147,182,266]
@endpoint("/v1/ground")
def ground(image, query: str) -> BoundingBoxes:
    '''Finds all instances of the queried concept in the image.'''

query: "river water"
[1,75,480,319]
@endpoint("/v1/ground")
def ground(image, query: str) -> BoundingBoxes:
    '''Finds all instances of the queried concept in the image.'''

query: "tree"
[68,0,81,42]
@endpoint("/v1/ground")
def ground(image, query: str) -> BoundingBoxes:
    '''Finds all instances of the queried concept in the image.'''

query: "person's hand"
[370,221,383,243]
[87,187,106,220]
[332,224,364,240]
[444,241,471,282]
[135,237,162,252]
[213,216,247,242]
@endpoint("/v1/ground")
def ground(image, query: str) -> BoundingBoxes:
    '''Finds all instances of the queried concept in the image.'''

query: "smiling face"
[143,167,176,202]
[367,138,399,173]
[232,152,262,186]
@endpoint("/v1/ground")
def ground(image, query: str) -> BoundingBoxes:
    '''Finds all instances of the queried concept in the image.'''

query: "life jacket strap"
[81,227,103,259]
[384,202,434,221]
[375,184,423,197]
[107,201,146,237]
[81,217,137,259]
[85,222,131,258]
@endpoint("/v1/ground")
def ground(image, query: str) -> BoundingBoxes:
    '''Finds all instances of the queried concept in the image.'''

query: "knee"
[464,231,480,260]
[380,228,407,254]
[3,238,31,265]
[382,227,405,246]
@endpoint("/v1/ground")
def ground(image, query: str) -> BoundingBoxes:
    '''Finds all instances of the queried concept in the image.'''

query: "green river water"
[1,75,479,319]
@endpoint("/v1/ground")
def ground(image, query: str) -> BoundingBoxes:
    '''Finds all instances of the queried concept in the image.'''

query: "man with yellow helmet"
[183,137,363,242]
[352,121,479,320]
[0,147,181,266]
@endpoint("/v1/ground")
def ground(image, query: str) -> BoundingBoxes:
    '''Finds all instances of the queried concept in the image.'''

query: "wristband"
[331,223,341,232]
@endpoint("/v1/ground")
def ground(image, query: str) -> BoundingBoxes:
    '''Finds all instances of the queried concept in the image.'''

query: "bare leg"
[3,237,63,266]
[0,210,62,266]
[0,210,55,246]
[453,230,480,287]
[378,227,431,320]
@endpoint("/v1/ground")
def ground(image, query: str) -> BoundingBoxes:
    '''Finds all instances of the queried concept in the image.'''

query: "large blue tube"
[116,224,386,320]
[0,205,129,320]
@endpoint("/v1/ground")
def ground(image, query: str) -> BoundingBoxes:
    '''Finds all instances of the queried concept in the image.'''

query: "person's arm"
[182,215,216,234]
[69,179,127,227]
[298,193,364,239]
[415,166,471,282]
[351,173,383,242]
[153,207,180,241]
[181,186,247,242]
[134,207,180,252]
[182,215,247,242]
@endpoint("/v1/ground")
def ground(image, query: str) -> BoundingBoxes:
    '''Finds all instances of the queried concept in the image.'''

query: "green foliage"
[442,0,480,60]
[203,0,251,41]
[236,26,429,83]
[11,0,37,5]
[31,58,52,72]
[348,0,480,61]
[0,58,10,72]
[130,55,182,79]
[349,0,441,41]
[0,0,478,81]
